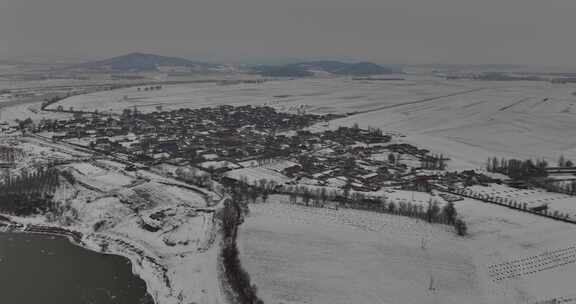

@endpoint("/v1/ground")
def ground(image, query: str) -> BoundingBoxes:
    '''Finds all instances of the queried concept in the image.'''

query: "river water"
[0,232,154,304]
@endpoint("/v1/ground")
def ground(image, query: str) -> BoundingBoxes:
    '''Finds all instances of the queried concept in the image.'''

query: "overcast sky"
[2,0,576,65]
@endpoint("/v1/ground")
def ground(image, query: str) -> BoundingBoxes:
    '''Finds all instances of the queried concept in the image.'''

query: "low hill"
[252,61,402,77]
[76,52,222,72]
[253,65,314,77]
[337,62,400,76]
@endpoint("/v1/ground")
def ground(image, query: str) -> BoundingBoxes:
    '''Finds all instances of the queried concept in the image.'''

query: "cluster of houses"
[280,141,441,192]
[28,104,503,194]
[35,105,337,164]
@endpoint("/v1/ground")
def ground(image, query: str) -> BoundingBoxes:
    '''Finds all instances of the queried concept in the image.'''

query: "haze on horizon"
[2,0,576,66]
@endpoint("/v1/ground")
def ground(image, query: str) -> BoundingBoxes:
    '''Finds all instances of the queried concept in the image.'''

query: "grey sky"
[2,0,576,65]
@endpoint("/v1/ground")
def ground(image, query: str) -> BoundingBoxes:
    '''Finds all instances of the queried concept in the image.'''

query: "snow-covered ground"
[239,198,485,304]
[224,167,291,185]
[0,100,71,121]
[46,76,466,115]
[57,161,225,304]
[240,195,576,304]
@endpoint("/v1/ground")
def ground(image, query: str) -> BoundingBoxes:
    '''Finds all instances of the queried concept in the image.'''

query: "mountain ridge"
[252,61,402,77]
[75,52,222,72]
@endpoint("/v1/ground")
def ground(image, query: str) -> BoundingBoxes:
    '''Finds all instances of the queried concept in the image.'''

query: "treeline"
[344,124,389,139]
[285,188,468,236]
[41,84,136,110]
[486,157,548,180]
[137,85,163,91]
[557,155,575,168]
[224,177,468,236]
[0,168,60,216]
[421,154,448,170]
[225,176,278,208]
[0,146,25,163]
[218,199,263,304]
[486,155,576,196]
[539,179,576,196]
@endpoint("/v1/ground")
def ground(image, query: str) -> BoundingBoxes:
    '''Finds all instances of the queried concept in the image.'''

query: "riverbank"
[217,199,263,304]
[0,195,231,304]
[0,134,237,304]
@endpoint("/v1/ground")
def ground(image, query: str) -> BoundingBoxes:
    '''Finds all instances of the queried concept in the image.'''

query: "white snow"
[240,194,576,304]
[223,167,291,185]
[198,160,240,170]
[239,199,482,304]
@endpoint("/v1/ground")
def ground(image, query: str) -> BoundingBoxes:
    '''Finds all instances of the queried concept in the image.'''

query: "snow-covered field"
[48,77,464,114]
[0,100,71,121]
[224,167,291,185]
[240,196,576,304]
[47,77,576,169]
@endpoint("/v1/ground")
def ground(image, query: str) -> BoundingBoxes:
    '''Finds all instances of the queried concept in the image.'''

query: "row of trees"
[367,126,385,137]
[486,157,548,180]
[223,176,468,236]
[287,188,467,236]
[137,85,163,92]
[557,155,574,168]
[218,199,263,304]
[541,179,576,196]
[1,168,60,197]
[421,154,448,170]
[0,146,25,163]
[0,168,60,216]
[488,156,575,173]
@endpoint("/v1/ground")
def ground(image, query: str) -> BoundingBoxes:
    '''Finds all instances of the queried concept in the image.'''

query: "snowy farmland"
[240,200,475,304]
[240,196,576,304]
[48,77,576,169]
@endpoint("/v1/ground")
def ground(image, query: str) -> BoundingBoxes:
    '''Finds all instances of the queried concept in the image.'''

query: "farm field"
[48,77,576,169]
[47,76,466,115]
[239,196,576,304]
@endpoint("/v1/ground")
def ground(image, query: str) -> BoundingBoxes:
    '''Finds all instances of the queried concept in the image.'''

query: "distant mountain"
[290,61,352,74]
[252,61,402,77]
[337,62,401,76]
[253,65,314,77]
[76,52,223,72]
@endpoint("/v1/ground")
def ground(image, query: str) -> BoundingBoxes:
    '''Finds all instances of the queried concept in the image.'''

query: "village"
[16,104,453,192]
[0,96,574,234]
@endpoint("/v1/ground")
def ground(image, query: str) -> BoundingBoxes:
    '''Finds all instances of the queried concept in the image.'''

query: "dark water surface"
[0,232,153,304]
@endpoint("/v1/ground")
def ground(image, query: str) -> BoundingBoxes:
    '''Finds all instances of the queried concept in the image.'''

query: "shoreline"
[0,196,234,304]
